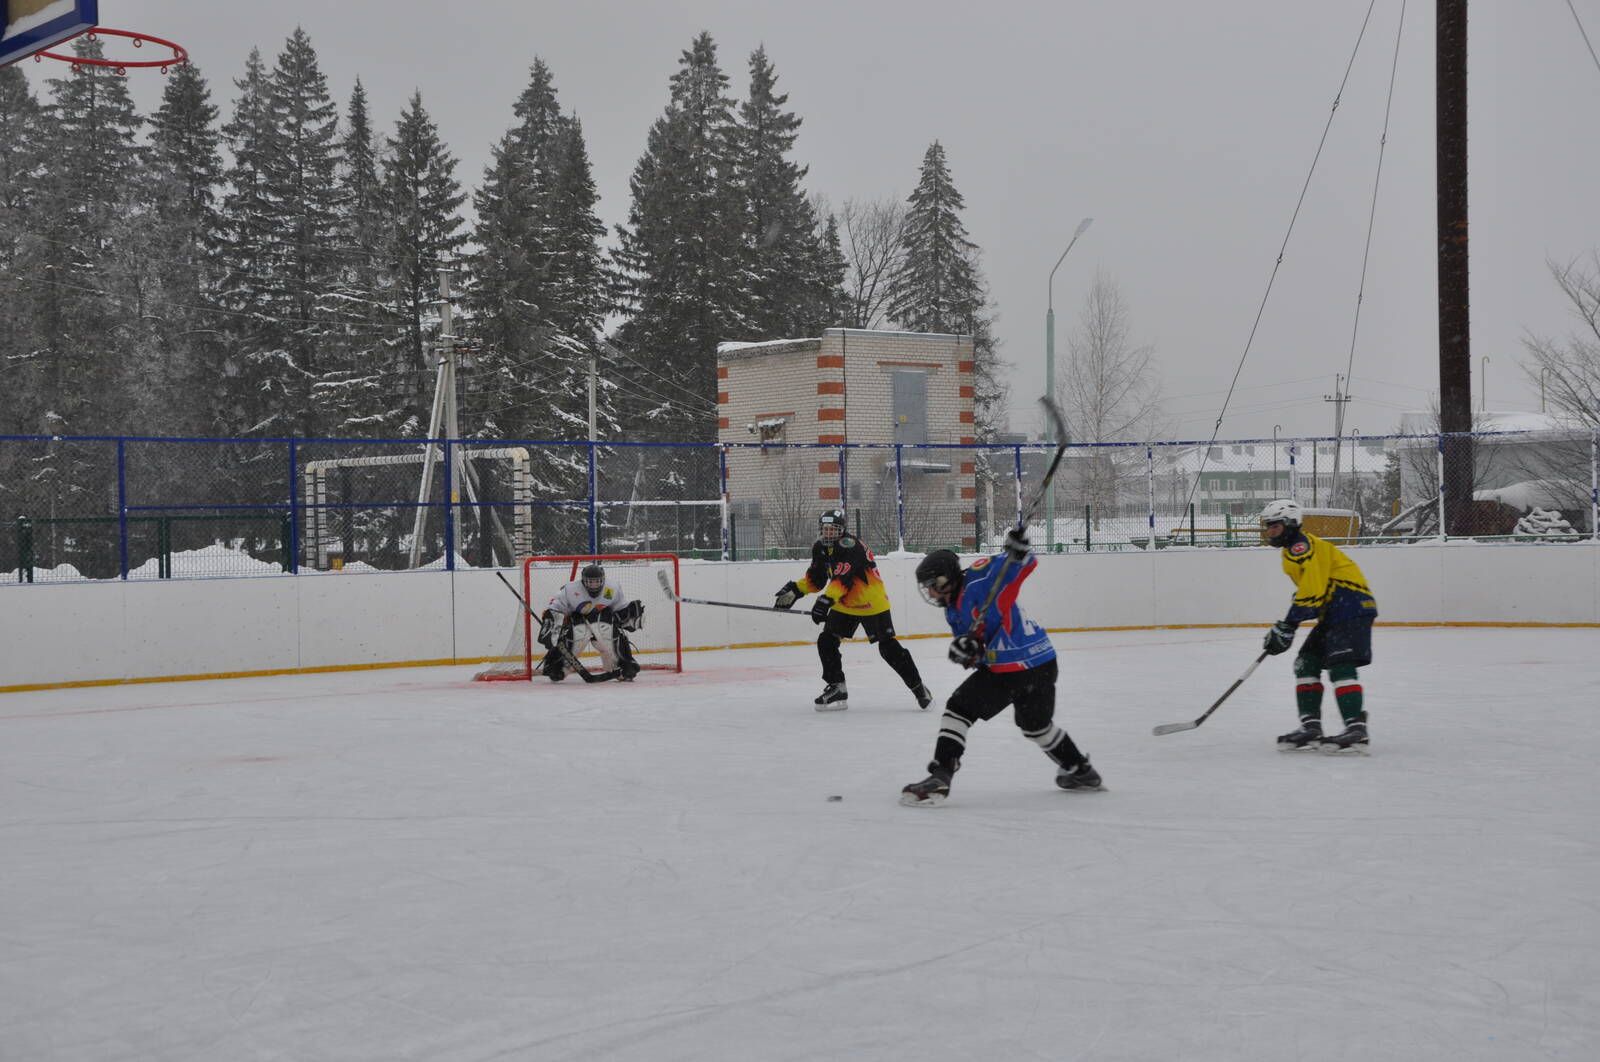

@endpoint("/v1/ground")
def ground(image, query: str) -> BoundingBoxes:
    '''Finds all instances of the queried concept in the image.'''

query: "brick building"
[716,328,977,554]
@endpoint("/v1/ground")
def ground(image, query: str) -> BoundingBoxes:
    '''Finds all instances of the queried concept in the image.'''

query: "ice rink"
[3,626,1597,1061]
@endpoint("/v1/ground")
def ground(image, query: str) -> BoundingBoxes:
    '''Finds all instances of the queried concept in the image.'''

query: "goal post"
[475,553,683,681]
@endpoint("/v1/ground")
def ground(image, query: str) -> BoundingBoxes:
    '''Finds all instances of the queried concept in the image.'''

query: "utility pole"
[1437,0,1473,534]
[1324,373,1352,505]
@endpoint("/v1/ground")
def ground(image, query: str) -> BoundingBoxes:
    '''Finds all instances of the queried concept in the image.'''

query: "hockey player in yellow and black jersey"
[774,509,932,712]
[1260,499,1378,754]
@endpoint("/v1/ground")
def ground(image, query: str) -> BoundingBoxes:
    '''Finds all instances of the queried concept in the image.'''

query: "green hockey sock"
[1329,665,1365,725]
[1294,678,1324,722]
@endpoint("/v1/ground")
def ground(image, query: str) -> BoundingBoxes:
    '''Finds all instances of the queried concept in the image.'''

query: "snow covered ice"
[3,628,1597,1061]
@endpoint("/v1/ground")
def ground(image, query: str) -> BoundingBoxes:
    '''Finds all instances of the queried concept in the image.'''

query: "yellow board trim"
[3,620,1596,694]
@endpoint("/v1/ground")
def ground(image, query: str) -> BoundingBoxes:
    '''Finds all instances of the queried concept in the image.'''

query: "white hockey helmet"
[1259,499,1303,529]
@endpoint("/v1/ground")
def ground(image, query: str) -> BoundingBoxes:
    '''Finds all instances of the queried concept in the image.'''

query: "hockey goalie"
[537,563,645,682]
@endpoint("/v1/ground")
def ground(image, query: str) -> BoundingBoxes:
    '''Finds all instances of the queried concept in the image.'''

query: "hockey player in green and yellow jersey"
[1259,499,1378,754]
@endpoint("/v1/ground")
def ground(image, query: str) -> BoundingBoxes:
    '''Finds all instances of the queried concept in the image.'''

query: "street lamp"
[1540,367,1551,412]
[1044,216,1093,552]
[1480,355,1489,412]
[1272,425,1281,496]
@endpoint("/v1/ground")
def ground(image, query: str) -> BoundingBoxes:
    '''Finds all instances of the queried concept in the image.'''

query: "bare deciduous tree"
[1522,254,1600,431]
[1056,272,1165,516]
[838,196,905,329]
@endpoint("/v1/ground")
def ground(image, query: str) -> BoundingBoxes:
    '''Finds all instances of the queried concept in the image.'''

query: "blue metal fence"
[2,428,1596,582]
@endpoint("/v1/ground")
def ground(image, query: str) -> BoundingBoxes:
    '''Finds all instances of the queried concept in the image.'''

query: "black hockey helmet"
[915,549,963,606]
[819,508,847,543]
[580,563,605,596]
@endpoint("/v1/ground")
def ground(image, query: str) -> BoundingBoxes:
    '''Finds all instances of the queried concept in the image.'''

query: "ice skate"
[899,765,953,807]
[911,683,933,710]
[1055,758,1104,792]
[1277,719,1322,751]
[1320,721,1369,754]
[813,682,848,711]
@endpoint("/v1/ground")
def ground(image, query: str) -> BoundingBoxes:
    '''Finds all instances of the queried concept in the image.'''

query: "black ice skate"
[814,682,848,712]
[1055,758,1104,792]
[1320,721,1369,755]
[1277,719,1323,751]
[899,764,954,807]
[618,659,640,682]
[911,683,933,710]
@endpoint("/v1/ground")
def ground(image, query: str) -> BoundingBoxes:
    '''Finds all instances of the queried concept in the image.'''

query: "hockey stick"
[1151,651,1269,735]
[656,568,814,617]
[494,571,619,683]
[963,396,1071,639]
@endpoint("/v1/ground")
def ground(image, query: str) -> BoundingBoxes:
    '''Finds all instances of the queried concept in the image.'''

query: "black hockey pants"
[930,660,1085,772]
[817,608,922,689]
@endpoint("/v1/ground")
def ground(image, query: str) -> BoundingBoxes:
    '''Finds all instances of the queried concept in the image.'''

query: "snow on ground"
[2,628,1597,1061]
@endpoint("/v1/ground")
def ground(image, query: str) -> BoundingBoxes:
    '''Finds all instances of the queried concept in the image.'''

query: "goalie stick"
[494,571,619,683]
[963,396,1071,640]
[656,569,813,616]
[1151,650,1269,735]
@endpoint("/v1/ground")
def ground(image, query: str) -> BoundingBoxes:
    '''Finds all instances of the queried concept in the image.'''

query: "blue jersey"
[943,552,1056,672]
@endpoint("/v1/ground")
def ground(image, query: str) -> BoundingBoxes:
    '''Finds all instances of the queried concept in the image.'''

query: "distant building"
[1395,411,1593,529]
[716,328,976,553]
[1155,438,1389,519]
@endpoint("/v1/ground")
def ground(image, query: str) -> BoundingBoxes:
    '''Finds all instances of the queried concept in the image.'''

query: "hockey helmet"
[1259,499,1303,545]
[580,563,606,596]
[915,549,964,606]
[819,508,847,543]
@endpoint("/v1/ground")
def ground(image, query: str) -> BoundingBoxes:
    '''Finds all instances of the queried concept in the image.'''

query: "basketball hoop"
[34,28,187,75]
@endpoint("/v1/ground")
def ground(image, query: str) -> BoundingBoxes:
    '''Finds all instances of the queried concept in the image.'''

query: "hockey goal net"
[475,553,683,681]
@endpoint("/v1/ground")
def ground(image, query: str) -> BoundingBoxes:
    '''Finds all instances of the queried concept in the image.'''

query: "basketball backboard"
[1,0,98,68]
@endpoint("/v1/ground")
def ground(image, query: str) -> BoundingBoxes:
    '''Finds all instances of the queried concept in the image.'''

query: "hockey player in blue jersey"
[900,530,1103,807]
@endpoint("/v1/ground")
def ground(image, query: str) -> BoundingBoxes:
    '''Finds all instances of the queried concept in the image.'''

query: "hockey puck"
[826,795,843,802]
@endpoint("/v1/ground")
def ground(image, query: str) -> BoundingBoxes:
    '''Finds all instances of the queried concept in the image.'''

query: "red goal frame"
[484,553,682,680]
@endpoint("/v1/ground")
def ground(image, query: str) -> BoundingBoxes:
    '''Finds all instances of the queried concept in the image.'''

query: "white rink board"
[1,541,1597,688]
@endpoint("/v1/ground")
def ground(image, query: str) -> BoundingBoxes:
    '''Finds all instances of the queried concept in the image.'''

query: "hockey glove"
[948,634,984,669]
[810,596,834,624]
[774,581,803,609]
[615,600,645,632]
[1263,620,1297,656]
[1003,525,1031,560]
[536,609,560,649]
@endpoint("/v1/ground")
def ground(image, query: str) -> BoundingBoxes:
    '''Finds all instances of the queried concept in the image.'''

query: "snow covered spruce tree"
[611,32,747,443]
[0,65,46,432]
[465,59,611,445]
[377,91,467,438]
[887,141,1007,440]
[732,46,846,339]
[139,60,225,436]
[312,79,398,436]
[3,38,143,574]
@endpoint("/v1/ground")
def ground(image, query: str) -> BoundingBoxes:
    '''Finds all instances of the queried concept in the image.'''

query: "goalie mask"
[580,563,606,597]
[819,508,847,544]
[915,549,964,607]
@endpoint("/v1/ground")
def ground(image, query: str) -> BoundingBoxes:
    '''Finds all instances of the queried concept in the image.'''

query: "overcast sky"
[25,1,1600,441]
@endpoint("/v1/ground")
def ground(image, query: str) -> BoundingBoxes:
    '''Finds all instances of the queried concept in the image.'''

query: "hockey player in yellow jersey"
[774,509,931,712]
[1259,499,1378,753]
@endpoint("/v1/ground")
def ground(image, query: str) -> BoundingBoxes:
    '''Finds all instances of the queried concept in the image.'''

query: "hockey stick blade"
[656,568,812,616]
[1151,720,1201,736]
[1151,650,1270,736]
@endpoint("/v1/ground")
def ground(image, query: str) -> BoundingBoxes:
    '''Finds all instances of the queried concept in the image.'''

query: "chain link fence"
[3,429,1596,582]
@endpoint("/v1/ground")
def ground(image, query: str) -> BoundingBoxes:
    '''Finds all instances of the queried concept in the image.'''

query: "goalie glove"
[613,600,645,632]
[536,609,561,649]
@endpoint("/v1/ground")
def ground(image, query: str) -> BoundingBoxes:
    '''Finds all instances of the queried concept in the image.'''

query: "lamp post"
[1540,367,1550,412]
[1272,425,1281,496]
[1044,216,1093,551]
[1480,355,1489,412]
